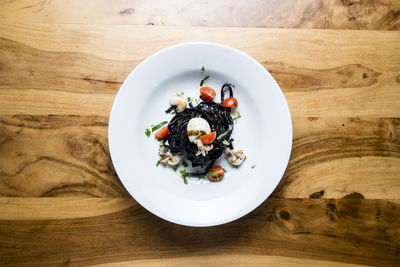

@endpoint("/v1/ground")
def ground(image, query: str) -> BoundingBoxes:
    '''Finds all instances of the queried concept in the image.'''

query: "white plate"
[108,42,292,227]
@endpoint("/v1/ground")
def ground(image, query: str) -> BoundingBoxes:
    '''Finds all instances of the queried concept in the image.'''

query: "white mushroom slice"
[224,148,245,166]
[159,146,181,166]
[169,95,187,113]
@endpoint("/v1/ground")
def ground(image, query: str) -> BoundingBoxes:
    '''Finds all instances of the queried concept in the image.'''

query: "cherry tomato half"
[154,126,169,139]
[200,87,216,102]
[200,131,216,145]
[222,97,238,108]
[207,165,225,182]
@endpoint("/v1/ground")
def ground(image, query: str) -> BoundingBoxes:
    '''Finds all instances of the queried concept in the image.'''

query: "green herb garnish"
[201,66,205,72]
[233,111,241,120]
[173,165,179,172]
[217,130,229,140]
[195,98,200,104]
[181,92,184,95]
[206,172,218,177]
[182,161,188,167]
[200,75,209,86]
[159,139,164,147]
[145,128,151,137]
[180,169,189,184]
[200,130,207,135]
[251,165,255,168]
[156,158,162,167]
[151,121,168,132]
[223,168,227,173]
[198,176,205,180]
[175,106,180,112]
[187,97,192,103]
[222,140,230,146]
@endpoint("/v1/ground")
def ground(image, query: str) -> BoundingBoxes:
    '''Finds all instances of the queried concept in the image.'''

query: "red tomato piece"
[154,126,169,139]
[207,165,225,182]
[200,87,216,101]
[200,131,216,145]
[222,97,238,108]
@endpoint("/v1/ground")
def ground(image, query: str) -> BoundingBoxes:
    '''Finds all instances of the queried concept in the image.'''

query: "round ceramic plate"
[108,42,292,227]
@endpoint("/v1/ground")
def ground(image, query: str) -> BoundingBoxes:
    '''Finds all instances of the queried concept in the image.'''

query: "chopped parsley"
[206,172,218,177]
[198,176,206,180]
[195,98,200,104]
[151,121,168,132]
[222,140,230,146]
[180,169,190,184]
[187,97,192,103]
[200,130,207,135]
[173,165,179,172]
[200,75,209,86]
[201,66,205,72]
[181,92,184,95]
[223,168,227,173]
[145,128,151,137]
[175,106,180,112]
[217,130,229,140]
[159,139,164,147]
[233,111,241,120]
[156,158,162,167]
[251,165,256,169]
[182,161,188,167]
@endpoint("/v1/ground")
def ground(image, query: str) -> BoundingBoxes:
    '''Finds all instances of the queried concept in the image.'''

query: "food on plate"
[146,74,247,184]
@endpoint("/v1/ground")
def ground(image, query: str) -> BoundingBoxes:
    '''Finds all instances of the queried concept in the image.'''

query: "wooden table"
[1,1,399,266]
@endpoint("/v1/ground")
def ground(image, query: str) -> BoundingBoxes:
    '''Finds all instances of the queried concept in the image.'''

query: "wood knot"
[308,117,318,121]
[120,8,134,15]
[67,135,111,172]
[343,192,364,199]
[327,203,336,212]
[310,190,325,199]
[375,209,381,220]
[279,211,290,221]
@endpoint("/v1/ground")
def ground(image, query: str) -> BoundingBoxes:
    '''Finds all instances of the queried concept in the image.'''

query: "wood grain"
[1,1,400,266]
[1,115,398,199]
[0,0,399,30]
[89,255,365,267]
[0,198,399,266]
[0,24,399,116]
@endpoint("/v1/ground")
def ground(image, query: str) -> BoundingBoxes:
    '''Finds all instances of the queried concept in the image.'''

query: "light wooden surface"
[0,1,400,266]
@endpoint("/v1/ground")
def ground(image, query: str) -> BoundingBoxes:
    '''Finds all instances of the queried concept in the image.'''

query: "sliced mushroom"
[224,148,245,166]
[159,146,181,166]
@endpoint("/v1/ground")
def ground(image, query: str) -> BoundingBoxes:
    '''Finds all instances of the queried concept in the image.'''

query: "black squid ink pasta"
[164,83,235,174]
